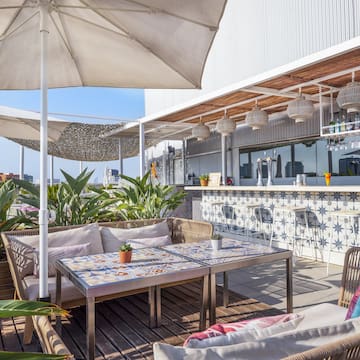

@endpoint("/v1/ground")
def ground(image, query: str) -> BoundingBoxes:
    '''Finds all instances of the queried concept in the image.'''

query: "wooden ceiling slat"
[144,48,360,132]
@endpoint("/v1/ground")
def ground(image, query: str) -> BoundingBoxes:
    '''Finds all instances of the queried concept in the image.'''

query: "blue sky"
[0,87,144,183]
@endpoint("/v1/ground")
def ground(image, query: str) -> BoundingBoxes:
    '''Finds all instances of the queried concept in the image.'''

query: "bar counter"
[185,185,360,192]
[185,185,360,265]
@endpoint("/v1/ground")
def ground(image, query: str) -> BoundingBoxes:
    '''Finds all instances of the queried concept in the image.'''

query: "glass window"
[239,152,251,178]
[330,136,360,176]
[294,142,316,176]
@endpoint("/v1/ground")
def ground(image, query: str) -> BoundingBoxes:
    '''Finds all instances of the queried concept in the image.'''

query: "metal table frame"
[55,256,209,360]
[209,250,293,324]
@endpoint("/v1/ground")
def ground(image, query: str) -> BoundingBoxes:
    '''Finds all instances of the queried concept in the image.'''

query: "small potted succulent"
[199,174,209,186]
[119,243,133,263]
[210,233,223,251]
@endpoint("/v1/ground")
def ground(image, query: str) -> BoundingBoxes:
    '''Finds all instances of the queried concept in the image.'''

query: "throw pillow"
[100,221,170,252]
[9,238,34,279]
[33,242,91,277]
[128,235,172,249]
[346,285,360,319]
[8,223,104,255]
[184,313,303,348]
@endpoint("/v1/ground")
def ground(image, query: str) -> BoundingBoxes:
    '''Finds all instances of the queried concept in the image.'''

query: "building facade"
[144,0,360,186]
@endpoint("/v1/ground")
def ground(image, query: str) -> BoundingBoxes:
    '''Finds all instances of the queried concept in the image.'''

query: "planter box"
[0,260,14,299]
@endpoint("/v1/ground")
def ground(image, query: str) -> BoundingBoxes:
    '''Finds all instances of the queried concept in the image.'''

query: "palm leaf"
[0,300,69,318]
[0,352,71,359]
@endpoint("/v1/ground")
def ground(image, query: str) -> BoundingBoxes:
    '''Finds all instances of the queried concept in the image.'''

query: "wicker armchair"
[284,246,360,360]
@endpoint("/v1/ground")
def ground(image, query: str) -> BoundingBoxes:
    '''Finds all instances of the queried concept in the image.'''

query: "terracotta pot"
[200,179,208,186]
[0,259,14,299]
[119,250,132,263]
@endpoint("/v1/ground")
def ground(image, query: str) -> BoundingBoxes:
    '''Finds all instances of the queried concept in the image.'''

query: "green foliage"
[199,174,209,181]
[0,180,33,232]
[0,353,69,359]
[0,300,70,359]
[15,169,117,226]
[0,300,69,318]
[119,243,132,252]
[113,171,186,220]
[211,233,223,240]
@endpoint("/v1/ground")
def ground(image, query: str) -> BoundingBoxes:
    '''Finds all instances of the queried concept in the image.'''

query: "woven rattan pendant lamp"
[216,109,236,136]
[337,72,360,113]
[192,117,210,140]
[245,101,268,130]
[287,88,314,123]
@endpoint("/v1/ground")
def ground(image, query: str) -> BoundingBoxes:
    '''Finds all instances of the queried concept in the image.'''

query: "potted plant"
[119,243,133,263]
[199,174,209,186]
[210,233,223,251]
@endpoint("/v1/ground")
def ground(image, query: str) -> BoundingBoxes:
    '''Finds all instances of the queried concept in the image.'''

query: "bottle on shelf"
[335,113,341,133]
[346,113,354,131]
[355,113,360,130]
[340,111,346,132]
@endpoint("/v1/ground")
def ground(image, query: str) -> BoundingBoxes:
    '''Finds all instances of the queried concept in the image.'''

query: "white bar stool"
[276,206,307,254]
[254,206,275,246]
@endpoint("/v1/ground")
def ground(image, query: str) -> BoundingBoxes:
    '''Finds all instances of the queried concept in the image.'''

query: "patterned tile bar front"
[185,186,360,266]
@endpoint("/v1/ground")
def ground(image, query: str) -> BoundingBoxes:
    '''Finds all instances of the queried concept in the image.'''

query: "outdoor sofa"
[153,246,360,360]
[1,217,213,348]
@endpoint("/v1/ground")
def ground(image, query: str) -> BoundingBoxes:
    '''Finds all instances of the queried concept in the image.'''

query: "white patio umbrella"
[0,0,227,300]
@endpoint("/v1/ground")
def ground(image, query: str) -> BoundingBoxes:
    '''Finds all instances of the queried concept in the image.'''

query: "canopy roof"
[104,36,360,140]
[9,123,158,161]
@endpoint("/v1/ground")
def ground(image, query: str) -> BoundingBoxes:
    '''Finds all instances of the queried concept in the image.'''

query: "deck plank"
[0,284,282,359]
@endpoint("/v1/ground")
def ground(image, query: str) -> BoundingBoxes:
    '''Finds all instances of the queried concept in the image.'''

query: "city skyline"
[0,87,144,183]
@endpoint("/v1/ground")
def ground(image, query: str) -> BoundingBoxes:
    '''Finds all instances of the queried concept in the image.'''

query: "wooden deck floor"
[0,283,282,359]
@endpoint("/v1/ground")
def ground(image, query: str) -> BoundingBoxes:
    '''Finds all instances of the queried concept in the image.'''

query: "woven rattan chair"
[284,246,360,360]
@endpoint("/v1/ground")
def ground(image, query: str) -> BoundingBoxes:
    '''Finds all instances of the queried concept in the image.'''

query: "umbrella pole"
[221,134,227,185]
[39,1,49,300]
[139,121,145,177]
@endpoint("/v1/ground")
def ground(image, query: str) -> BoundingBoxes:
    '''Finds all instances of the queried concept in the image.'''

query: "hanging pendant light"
[245,101,268,130]
[216,109,236,136]
[287,88,314,123]
[337,72,360,113]
[192,117,210,140]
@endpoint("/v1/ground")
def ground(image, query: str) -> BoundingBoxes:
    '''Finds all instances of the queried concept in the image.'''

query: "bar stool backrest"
[222,205,236,220]
[295,210,320,228]
[254,207,273,224]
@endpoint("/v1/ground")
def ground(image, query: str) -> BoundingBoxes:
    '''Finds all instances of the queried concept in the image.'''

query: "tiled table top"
[162,238,284,266]
[57,247,205,288]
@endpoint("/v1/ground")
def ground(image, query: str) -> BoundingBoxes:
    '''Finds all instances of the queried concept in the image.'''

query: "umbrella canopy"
[0,0,227,323]
[0,0,226,89]
[0,105,69,141]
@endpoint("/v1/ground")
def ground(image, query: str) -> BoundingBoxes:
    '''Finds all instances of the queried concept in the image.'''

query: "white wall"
[145,0,360,114]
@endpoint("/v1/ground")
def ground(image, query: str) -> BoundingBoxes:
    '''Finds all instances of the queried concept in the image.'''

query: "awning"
[104,36,360,140]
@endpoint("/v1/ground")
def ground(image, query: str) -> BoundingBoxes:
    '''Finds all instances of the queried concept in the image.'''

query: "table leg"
[209,273,217,325]
[286,256,293,313]
[149,286,156,328]
[87,297,95,360]
[55,270,62,333]
[199,274,209,330]
[223,272,229,307]
[156,285,161,328]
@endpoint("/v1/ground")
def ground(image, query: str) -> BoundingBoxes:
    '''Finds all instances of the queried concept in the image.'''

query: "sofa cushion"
[23,275,83,303]
[296,303,348,329]
[9,223,103,263]
[128,235,172,249]
[33,243,91,277]
[346,285,360,319]
[100,221,170,252]
[154,318,360,360]
[185,313,303,348]
[9,238,34,279]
